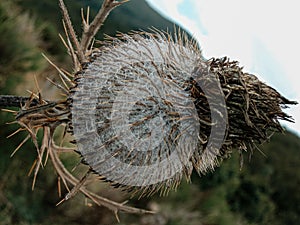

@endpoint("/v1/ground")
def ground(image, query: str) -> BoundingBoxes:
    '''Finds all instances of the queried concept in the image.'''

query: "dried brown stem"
[3,0,153,218]
[80,0,129,53]
[0,95,42,108]
[58,0,128,68]
[58,0,85,64]
[5,0,297,219]
[48,134,153,214]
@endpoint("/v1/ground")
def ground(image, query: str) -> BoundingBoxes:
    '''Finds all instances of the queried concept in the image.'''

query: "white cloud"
[146,0,300,136]
[145,0,204,39]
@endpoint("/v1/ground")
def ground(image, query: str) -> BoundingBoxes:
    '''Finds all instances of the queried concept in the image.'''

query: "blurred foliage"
[1,0,299,224]
[16,0,181,43]
[0,0,46,93]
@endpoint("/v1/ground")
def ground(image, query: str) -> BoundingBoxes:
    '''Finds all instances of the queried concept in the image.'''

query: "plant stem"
[0,95,35,108]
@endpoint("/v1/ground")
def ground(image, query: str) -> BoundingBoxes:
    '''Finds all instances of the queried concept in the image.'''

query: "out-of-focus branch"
[0,95,42,108]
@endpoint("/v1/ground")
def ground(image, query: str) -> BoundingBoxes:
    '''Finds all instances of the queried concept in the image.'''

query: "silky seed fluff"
[71,31,217,194]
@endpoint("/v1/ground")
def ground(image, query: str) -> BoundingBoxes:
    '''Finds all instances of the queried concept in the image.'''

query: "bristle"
[49,29,297,197]
[10,134,30,157]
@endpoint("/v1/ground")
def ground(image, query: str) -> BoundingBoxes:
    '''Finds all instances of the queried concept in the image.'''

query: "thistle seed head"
[70,31,297,195]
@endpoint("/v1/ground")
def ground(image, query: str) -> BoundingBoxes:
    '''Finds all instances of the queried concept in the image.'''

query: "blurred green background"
[0,0,299,224]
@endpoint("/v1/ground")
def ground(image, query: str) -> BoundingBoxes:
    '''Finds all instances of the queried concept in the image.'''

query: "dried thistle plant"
[2,0,153,219]
[0,0,297,219]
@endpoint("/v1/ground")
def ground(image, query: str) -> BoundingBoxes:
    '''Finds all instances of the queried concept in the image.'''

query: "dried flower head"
[70,31,297,195]
[3,0,297,215]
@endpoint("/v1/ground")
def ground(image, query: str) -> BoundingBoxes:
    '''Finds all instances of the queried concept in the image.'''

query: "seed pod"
[70,31,297,195]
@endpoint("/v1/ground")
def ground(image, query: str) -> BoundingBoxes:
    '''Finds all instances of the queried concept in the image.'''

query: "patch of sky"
[177,0,208,35]
[251,38,296,99]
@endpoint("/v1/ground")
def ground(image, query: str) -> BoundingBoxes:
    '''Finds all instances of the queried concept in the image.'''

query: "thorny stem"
[58,0,85,64]
[2,0,298,217]
[48,135,153,214]
[0,95,43,108]
[80,0,129,53]
[1,0,152,215]
[58,0,128,67]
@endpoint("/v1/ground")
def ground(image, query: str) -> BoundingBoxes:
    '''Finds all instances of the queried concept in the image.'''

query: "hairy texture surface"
[70,31,297,195]
[71,32,204,195]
